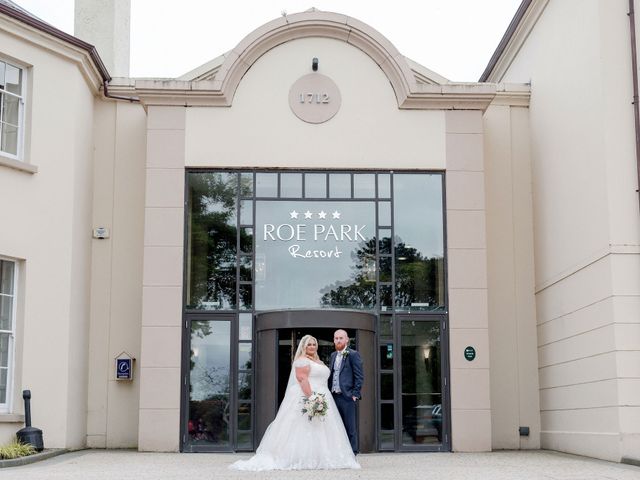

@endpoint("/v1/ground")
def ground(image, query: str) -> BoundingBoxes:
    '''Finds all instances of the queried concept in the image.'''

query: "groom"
[329,329,364,454]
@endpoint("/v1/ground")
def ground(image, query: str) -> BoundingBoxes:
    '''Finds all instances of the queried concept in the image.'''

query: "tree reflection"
[319,238,376,309]
[189,364,230,445]
[394,238,444,311]
[238,373,251,400]
[187,173,253,309]
[319,236,444,310]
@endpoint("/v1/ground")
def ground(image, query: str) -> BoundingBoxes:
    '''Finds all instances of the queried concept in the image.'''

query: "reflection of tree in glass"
[238,373,251,400]
[191,364,230,399]
[191,321,213,339]
[394,237,443,310]
[319,238,376,309]
[187,173,253,309]
[189,322,213,374]
[188,363,231,444]
[319,236,443,310]
[189,398,230,444]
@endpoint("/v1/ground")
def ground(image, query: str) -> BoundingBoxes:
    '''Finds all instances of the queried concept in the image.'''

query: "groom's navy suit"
[329,348,364,454]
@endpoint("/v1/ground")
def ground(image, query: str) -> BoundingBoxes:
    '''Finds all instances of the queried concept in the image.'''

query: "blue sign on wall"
[116,358,132,380]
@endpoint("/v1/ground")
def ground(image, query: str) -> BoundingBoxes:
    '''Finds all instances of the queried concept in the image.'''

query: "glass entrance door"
[397,315,449,450]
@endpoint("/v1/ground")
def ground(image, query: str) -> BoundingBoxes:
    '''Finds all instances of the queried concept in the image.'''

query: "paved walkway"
[2,449,640,480]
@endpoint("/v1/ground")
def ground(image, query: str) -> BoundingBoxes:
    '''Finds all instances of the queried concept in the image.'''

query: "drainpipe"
[628,0,640,212]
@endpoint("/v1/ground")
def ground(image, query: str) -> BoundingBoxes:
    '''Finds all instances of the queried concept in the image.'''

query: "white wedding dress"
[229,358,360,470]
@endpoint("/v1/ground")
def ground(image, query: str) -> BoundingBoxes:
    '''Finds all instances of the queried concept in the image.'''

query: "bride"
[229,334,360,470]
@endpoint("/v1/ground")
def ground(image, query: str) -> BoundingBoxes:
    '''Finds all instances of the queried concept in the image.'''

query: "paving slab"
[0,449,639,480]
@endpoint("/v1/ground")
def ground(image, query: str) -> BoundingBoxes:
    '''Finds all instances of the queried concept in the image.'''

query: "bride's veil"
[286,335,315,389]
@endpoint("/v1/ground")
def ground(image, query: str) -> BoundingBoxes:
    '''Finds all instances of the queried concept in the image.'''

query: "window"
[0,259,16,412]
[0,60,24,158]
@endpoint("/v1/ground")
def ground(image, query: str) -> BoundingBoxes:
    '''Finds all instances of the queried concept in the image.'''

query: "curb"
[622,457,640,468]
[0,448,69,468]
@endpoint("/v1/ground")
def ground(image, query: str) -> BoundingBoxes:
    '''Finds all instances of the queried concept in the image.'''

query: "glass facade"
[183,170,448,452]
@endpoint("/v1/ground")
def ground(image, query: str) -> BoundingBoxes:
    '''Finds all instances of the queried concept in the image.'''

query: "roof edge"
[479,0,533,82]
[0,3,110,82]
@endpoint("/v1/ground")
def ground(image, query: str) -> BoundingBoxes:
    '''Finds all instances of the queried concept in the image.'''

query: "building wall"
[445,110,492,452]
[137,33,494,452]
[483,103,540,450]
[497,0,640,461]
[0,23,97,448]
[138,104,185,452]
[185,37,445,169]
[87,100,146,448]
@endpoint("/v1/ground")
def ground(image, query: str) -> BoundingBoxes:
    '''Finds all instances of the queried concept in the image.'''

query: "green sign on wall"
[464,346,476,361]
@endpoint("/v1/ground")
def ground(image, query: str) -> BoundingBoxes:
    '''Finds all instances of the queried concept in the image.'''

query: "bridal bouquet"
[301,392,328,421]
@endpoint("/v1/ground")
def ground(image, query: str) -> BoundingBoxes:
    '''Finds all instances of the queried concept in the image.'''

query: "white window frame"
[0,257,17,414]
[0,58,26,161]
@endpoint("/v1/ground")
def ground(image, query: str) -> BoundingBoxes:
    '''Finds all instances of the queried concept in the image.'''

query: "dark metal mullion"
[390,172,402,451]
[277,172,281,198]
[180,172,191,452]
[441,315,451,451]
[350,173,354,199]
[325,173,330,198]
[237,331,253,449]
[230,172,242,450]
[301,172,306,198]
[439,172,451,451]
[180,317,191,451]
[250,173,257,450]
[374,192,381,449]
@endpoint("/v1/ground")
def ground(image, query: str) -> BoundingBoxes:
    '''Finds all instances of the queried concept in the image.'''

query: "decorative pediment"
[178,9,449,91]
[131,10,527,110]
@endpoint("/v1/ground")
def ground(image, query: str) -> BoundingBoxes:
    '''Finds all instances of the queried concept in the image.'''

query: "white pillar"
[74,0,131,77]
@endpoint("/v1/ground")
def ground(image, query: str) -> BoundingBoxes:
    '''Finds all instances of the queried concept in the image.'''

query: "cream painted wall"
[445,110,492,452]
[497,0,640,462]
[483,104,540,450]
[64,70,95,449]
[87,100,146,449]
[186,37,445,169]
[0,26,97,448]
[138,106,185,452]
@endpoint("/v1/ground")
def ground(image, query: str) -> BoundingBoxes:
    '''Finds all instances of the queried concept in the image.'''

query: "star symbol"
[290,210,299,219]
[318,211,327,219]
[332,210,341,219]
[304,210,313,219]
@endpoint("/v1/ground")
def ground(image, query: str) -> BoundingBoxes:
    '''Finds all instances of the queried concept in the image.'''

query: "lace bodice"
[293,358,330,391]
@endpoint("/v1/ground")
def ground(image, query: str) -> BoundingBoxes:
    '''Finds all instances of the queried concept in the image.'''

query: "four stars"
[290,210,341,219]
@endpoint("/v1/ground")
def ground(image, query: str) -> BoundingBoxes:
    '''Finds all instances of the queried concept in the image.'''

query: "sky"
[12,0,522,81]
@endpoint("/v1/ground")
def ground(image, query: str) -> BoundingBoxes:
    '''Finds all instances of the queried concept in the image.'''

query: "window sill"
[0,155,38,174]
[0,414,25,423]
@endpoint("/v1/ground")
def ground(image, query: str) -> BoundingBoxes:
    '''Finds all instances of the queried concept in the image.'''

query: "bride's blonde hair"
[293,334,320,362]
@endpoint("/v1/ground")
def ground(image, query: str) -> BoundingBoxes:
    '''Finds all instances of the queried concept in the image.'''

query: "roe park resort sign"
[263,209,366,259]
